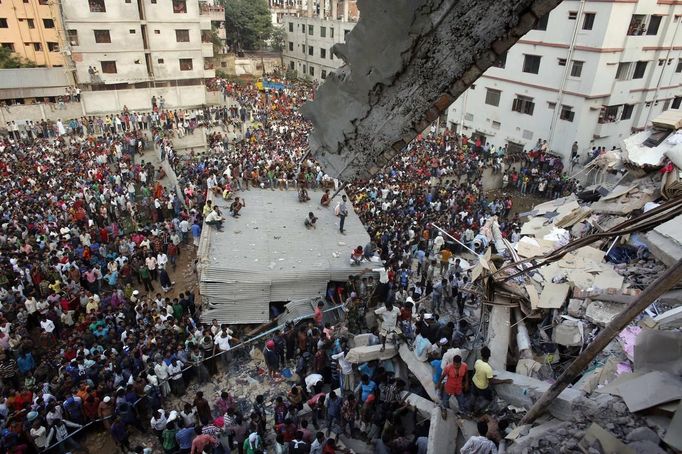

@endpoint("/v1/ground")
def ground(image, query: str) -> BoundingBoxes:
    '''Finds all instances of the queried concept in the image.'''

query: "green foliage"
[0,47,36,69]
[221,0,273,51]
[270,26,286,52]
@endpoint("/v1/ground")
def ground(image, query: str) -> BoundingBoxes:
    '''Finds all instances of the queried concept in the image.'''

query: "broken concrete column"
[342,0,349,21]
[427,407,458,454]
[486,305,511,371]
[398,344,439,401]
[514,308,531,358]
[302,0,563,180]
[494,371,584,421]
[345,344,397,363]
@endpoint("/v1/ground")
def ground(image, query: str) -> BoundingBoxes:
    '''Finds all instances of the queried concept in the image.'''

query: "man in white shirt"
[205,206,224,231]
[213,326,238,369]
[40,317,55,333]
[374,300,400,352]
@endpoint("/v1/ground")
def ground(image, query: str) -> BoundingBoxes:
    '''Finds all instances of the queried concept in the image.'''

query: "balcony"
[199,1,225,21]
[593,120,622,139]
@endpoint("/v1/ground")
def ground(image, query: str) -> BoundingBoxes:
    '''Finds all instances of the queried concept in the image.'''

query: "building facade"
[446,0,682,160]
[282,1,358,82]
[0,0,65,67]
[61,0,220,112]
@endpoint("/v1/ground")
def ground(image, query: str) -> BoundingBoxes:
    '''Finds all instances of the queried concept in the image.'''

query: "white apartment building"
[282,1,358,82]
[61,0,222,113]
[447,0,682,160]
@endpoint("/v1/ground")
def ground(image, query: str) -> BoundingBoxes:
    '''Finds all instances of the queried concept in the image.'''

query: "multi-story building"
[282,1,358,82]
[61,0,220,112]
[0,0,65,67]
[446,0,682,160]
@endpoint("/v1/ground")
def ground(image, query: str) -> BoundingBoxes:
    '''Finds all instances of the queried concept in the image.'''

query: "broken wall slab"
[486,305,511,371]
[427,407,458,454]
[400,391,437,419]
[642,215,682,267]
[494,371,584,421]
[345,344,397,363]
[398,344,439,401]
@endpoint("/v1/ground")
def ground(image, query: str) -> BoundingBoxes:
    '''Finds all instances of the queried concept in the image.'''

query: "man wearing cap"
[98,396,115,430]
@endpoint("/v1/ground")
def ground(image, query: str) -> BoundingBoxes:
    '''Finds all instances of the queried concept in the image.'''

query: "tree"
[0,47,36,69]
[222,0,273,51]
[270,25,286,53]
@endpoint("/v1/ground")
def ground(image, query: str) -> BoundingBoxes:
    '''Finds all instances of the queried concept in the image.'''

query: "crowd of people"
[0,73,576,454]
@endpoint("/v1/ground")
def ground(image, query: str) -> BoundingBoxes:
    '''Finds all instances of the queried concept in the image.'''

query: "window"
[176,29,190,42]
[320,26,326,38]
[485,88,501,106]
[288,42,293,51]
[672,97,682,109]
[89,0,106,13]
[154,30,160,34]
[94,30,111,44]
[308,25,314,35]
[560,105,575,122]
[492,121,501,130]
[568,11,577,20]
[330,28,334,38]
[616,62,631,80]
[101,60,117,73]
[647,15,662,35]
[321,69,327,79]
[308,46,313,56]
[68,30,79,46]
[330,48,333,60]
[663,99,670,111]
[628,14,646,35]
[27,19,35,29]
[621,104,634,120]
[533,13,549,31]
[676,59,682,73]
[512,95,535,115]
[130,29,136,34]
[558,58,567,66]
[302,64,306,73]
[582,13,595,30]
[633,61,647,79]
[570,60,584,78]
[320,48,326,59]
[302,44,306,53]
[288,22,293,32]
[179,58,193,71]
[1,43,15,51]
[344,29,350,36]
[309,66,314,76]
[172,0,187,13]
[547,102,557,109]
[301,24,306,34]
[158,58,164,64]
[522,54,541,74]
[0,19,7,29]
[47,42,58,52]
[493,51,507,69]
[33,43,42,51]
[289,61,294,70]
[43,19,55,28]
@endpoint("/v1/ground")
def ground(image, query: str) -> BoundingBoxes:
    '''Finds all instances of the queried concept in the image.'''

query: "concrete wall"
[81,84,207,114]
[0,102,85,124]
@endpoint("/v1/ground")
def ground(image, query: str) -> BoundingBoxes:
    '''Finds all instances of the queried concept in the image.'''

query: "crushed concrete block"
[428,406,458,454]
[345,344,397,363]
[579,423,635,454]
[626,440,667,454]
[398,344,439,401]
[494,371,584,421]
[626,427,660,445]
[585,300,625,326]
[567,298,586,317]
[552,320,583,347]
[506,419,569,454]
[350,333,378,347]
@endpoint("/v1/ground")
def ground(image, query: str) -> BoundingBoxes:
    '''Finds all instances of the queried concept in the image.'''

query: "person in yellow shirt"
[472,346,513,413]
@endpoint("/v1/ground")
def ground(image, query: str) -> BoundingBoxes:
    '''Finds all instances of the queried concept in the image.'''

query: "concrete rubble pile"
[476,115,682,453]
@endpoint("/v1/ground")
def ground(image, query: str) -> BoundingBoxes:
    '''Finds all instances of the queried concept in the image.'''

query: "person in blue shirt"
[355,374,377,403]
[175,424,195,452]
[17,352,35,375]
[191,221,201,248]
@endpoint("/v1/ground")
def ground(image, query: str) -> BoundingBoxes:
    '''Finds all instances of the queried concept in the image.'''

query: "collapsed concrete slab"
[349,333,379,347]
[345,344,398,363]
[401,391,437,419]
[494,371,584,421]
[427,407,458,454]
[398,344,439,401]
[486,305,511,371]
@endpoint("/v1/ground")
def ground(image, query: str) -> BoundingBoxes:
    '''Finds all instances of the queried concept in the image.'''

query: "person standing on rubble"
[472,347,512,414]
[437,354,468,419]
[374,300,401,352]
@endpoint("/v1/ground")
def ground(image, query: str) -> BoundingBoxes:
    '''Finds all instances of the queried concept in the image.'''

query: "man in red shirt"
[437,354,468,418]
